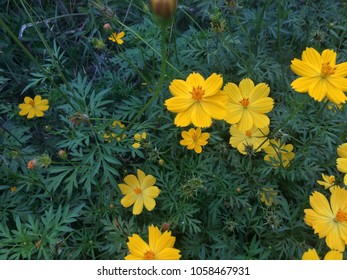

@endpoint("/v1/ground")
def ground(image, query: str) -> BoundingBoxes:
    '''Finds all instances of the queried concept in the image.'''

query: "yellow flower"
[229,125,269,155]
[132,132,147,148]
[304,188,347,252]
[223,78,274,132]
[104,121,126,142]
[260,188,278,207]
[165,72,228,128]
[317,173,337,190]
[108,31,125,44]
[125,225,181,260]
[180,127,210,154]
[19,95,49,119]
[302,248,343,260]
[10,186,17,193]
[118,169,160,215]
[337,143,347,185]
[263,139,295,168]
[291,47,347,104]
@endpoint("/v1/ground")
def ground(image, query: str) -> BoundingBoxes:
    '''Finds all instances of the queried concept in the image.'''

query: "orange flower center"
[245,130,252,138]
[28,100,35,106]
[191,86,204,100]
[134,187,142,195]
[321,62,336,77]
[335,209,347,223]
[240,98,250,108]
[144,250,155,260]
[328,176,335,184]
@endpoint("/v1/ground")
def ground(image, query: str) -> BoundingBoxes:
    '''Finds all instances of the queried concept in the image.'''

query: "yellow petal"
[24,96,33,104]
[249,83,270,101]
[324,250,343,260]
[321,49,336,65]
[309,191,334,218]
[186,72,205,90]
[191,103,212,128]
[334,62,347,77]
[204,73,223,97]
[27,109,36,119]
[200,95,227,120]
[143,196,156,211]
[133,196,144,215]
[124,174,140,188]
[127,234,150,257]
[325,82,347,104]
[121,193,138,207]
[248,97,274,113]
[225,103,244,124]
[155,248,181,260]
[164,96,195,113]
[174,108,194,127]
[337,143,347,158]
[239,78,254,98]
[118,183,133,195]
[237,110,253,131]
[302,248,320,260]
[291,58,320,77]
[308,79,327,101]
[337,158,347,173]
[169,79,190,97]
[291,76,321,93]
[224,82,243,103]
[325,227,346,252]
[248,111,270,128]
[302,47,322,71]
[148,225,162,252]
[194,145,202,153]
[142,186,160,198]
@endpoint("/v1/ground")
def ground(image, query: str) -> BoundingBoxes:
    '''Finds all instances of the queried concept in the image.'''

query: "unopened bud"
[148,0,177,26]
[57,149,68,160]
[103,23,112,31]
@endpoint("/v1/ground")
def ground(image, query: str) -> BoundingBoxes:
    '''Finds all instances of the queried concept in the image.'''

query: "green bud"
[148,0,178,26]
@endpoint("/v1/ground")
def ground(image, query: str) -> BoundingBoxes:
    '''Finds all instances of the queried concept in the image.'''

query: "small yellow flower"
[259,188,278,207]
[180,127,210,154]
[263,139,295,168]
[10,186,17,193]
[291,47,347,104]
[302,248,343,260]
[19,95,49,119]
[125,225,181,260]
[317,173,337,190]
[108,31,125,44]
[104,121,126,142]
[229,125,269,155]
[337,143,347,185]
[118,169,160,215]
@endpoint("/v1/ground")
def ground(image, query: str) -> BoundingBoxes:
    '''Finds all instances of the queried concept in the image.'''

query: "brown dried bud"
[148,0,177,25]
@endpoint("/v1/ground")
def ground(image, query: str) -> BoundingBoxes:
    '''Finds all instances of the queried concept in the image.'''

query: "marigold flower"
[118,169,160,215]
[19,95,49,119]
[291,47,347,104]
[165,72,228,128]
[317,173,337,190]
[223,78,274,132]
[263,139,295,168]
[229,125,269,155]
[304,188,347,252]
[108,31,125,44]
[302,248,343,260]
[125,225,181,260]
[337,143,347,185]
[180,127,210,154]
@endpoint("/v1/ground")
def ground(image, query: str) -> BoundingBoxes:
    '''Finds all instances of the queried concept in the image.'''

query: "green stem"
[124,26,168,132]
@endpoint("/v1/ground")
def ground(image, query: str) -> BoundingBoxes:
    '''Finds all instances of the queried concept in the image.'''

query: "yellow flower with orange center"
[19,95,49,119]
[180,127,210,154]
[223,78,274,132]
[229,125,269,155]
[304,188,347,252]
[118,169,160,215]
[125,225,181,260]
[317,173,338,190]
[165,72,228,128]
[291,47,347,104]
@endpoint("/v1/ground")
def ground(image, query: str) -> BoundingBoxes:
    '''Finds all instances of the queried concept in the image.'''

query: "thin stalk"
[124,26,168,132]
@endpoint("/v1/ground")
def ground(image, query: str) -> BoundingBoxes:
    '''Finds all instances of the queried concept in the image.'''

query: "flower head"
[108,31,125,44]
[304,188,347,252]
[27,159,37,169]
[263,139,295,168]
[302,248,343,260]
[104,121,126,142]
[223,78,274,131]
[337,143,347,185]
[180,127,210,154]
[229,125,269,155]
[125,225,181,260]
[19,95,49,119]
[118,169,160,215]
[291,47,347,104]
[165,72,228,128]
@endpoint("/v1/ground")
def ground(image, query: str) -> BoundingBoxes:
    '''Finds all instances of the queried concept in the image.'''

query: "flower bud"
[57,149,68,160]
[148,0,177,26]
[103,23,112,31]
